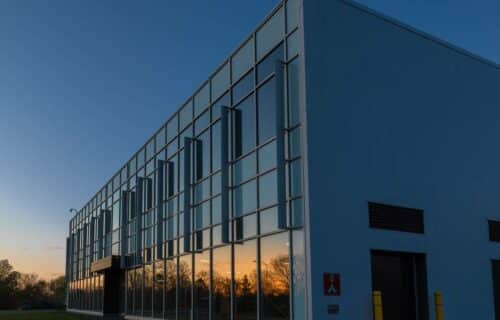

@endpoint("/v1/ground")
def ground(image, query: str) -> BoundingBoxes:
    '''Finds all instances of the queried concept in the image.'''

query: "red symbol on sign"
[323,273,340,296]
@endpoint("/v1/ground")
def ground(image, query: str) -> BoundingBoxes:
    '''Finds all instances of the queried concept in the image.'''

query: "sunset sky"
[0,0,499,280]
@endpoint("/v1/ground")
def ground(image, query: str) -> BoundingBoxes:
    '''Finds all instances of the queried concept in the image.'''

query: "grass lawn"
[0,310,88,320]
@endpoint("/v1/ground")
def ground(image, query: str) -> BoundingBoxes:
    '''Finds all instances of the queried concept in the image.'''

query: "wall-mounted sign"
[323,273,341,296]
[328,304,340,315]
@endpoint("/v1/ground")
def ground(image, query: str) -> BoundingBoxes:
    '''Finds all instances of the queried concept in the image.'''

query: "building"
[66,0,500,319]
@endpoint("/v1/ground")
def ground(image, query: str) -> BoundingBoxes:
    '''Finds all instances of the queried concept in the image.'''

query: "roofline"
[339,0,500,70]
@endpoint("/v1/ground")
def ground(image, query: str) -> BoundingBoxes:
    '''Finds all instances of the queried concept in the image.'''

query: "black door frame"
[370,249,429,320]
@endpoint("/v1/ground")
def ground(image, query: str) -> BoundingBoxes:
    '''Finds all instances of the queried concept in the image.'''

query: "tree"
[0,260,21,309]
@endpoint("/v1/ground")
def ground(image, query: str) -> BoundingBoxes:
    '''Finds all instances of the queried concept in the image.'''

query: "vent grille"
[369,202,424,234]
[489,220,500,242]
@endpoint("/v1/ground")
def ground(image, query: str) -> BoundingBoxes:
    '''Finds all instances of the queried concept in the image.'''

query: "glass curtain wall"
[67,1,304,319]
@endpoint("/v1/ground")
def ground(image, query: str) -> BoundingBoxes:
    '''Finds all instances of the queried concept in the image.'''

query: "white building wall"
[301,0,500,319]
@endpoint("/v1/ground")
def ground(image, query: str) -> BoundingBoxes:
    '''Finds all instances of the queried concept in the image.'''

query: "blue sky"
[0,0,498,279]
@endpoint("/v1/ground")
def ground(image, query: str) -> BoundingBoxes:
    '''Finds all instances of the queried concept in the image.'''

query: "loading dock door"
[371,250,429,320]
[493,260,500,320]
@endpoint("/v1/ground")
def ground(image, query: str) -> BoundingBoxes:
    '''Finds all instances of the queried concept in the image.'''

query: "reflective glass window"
[211,93,230,122]
[146,139,155,161]
[179,101,193,131]
[260,207,279,234]
[134,267,143,315]
[211,121,221,172]
[194,250,210,320]
[137,148,145,169]
[156,126,166,151]
[257,78,277,144]
[234,94,256,158]
[287,58,300,127]
[165,259,177,319]
[287,30,299,60]
[195,110,210,136]
[257,44,284,84]
[291,198,303,227]
[154,260,164,318]
[261,232,290,319]
[178,255,192,320]
[194,82,210,116]
[232,38,255,82]
[290,159,302,197]
[286,0,299,32]
[259,170,278,208]
[288,127,301,159]
[234,179,257,217]
[233,152,256,185]
[194,201,210,230]
[211,63,230,101]
[195,130,210,180]
[258,141,277,173]
[256,7,285,59]
[212,196,222,225]
[212,246,231,320]
[292,230,306,319]
[144,264,153,316]
[167,116,178,143]
[232,70,254,104]
[234,239,257,320]
[235,213,257,240]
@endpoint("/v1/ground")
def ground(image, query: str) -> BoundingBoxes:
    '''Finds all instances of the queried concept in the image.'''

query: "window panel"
[156,127,166,152]
[213,246,231,320]
[287,30,299,60]
[260,207,279,234]
[212,63,230,101]
[211,93,230,122]
[288,127,301,159]
[257,44,284,84]
[154,260,164,318]
[165,259,177,319]
[234,179,257,217]
[195,83,210,117]
[194,250,210,320]
[144,264,153,317]
[292,230,306,319]
[195,110,210,136]
[146,139,155,161]
[260,232,290,320]
[211,121,222,172]
[167,116,178,143]
[287,0,299,31]
[259,170,278,208]
[287,58,300,127]
[258,141,277,173]
[234,239,257,320]
[232,70,254,104]
[134,267,143,315]
[234,94,256,158]
[257,78,277,144]
[179,101,193,131]
[256,7,285,59]
[233,152,256,185]
[290,159,302,197]
[178,255,192,320]
[232,38,255,82]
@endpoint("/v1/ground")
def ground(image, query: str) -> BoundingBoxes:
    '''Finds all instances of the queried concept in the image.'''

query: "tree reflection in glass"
[261,232,290,320]
[165,258,177,320]
[178,255,192,320]
[194,250,210,320]
[213,246,231,320]
[234,239,257,320]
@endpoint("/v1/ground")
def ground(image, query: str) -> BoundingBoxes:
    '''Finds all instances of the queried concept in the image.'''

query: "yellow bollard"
[434,291,444,320]
[372,291,384,320]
